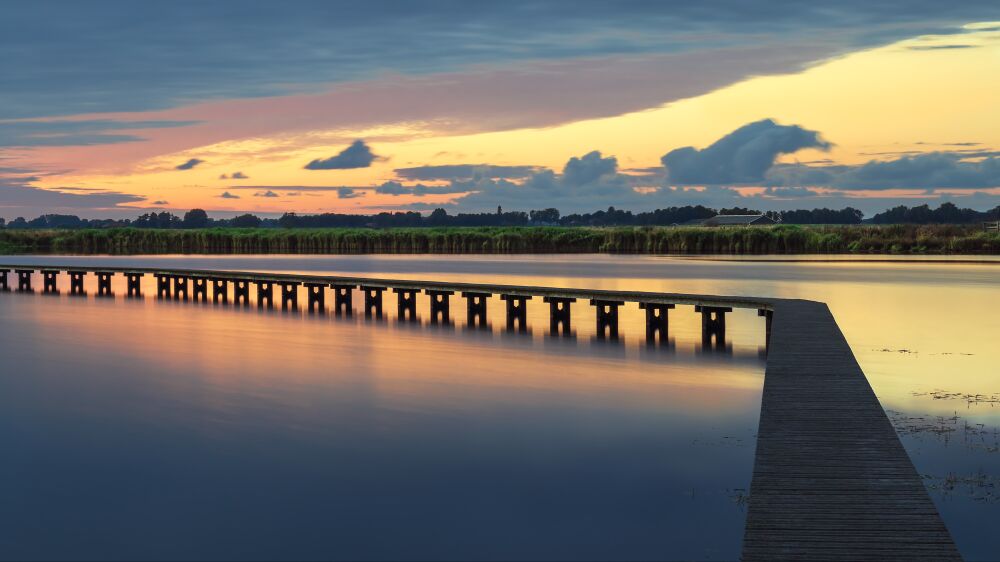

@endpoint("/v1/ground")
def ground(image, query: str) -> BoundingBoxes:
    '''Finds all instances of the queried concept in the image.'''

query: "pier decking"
[0,264,961,559]
[742,300,960,561]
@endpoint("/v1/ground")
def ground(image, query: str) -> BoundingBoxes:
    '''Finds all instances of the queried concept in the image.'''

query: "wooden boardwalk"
[742,299,961,561]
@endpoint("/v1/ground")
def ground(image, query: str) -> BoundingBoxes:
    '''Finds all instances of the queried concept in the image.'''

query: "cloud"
[254,190,279,198]
[662,119,830,185]
[563,151,618,186]
[337,187,363,199]
[907,44,977,50]
[375,180,466,197]
[231,171,248,179]
[831,153,1000,190]
[152,200,169,205]
[394,164,540,181]
[0,119,197,148]
[0,177,146,218]
[4,3,996,120]
[218,191,240,199]
[175,158,204,170]
[762,186,821,198]
[219,174,228,179]
[304,140,378,170]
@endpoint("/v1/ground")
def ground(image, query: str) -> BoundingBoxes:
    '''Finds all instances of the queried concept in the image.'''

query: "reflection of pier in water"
[0,264,962,560]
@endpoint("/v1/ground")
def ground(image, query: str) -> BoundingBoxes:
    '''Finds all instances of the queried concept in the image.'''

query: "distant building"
[699,214,776,227]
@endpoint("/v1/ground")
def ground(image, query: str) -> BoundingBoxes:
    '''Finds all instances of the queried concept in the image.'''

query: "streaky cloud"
[175,158,204,170]
[394,164,541,181]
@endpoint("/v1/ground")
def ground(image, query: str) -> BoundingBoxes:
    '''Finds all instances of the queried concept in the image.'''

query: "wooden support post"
[69,271,86,295]
[426,290,453,325]
[759,308,773,349]
[0,269,8,291]
[696,305,732,348]
[255,281,273,308]
[500,294,531,332]
[393,288,418,321]
[280,282,300,310]
[462,292,491,328]
[15,269,33,292]
[192,277,208,301]
[212,278,229,304]
[590,299,624,340]
[125,273,143,297]
[361,286,385,318]
[42,270,59,293]
[155,274,172,299]
[172,275,189,300]
[96,272,114,297]
[331,284,355,316]
[233,279,250,305]
[543,296,575,336]
[639,303,674,343]
[304,282,326,313]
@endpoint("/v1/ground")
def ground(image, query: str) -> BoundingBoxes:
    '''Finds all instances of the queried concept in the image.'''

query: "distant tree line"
[1,203,997,230]
[869,202,999,225]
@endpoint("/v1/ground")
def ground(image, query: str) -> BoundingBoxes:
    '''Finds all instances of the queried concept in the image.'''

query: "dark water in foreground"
[0,254,997,560]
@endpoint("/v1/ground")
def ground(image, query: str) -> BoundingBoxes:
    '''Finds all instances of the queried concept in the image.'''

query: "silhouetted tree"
[182,208,210,228]
[231,214,262,228]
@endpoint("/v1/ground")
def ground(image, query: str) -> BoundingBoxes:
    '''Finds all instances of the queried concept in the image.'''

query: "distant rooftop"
[701,214,776,226]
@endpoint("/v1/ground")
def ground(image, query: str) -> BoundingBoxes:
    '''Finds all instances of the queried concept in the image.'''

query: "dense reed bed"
[0,225,997,255]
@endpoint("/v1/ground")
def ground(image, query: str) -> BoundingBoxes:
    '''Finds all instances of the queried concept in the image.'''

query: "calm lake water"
[0,254,997,561]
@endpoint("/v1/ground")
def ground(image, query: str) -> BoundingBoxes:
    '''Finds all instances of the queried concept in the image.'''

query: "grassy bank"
[0,224,997,255]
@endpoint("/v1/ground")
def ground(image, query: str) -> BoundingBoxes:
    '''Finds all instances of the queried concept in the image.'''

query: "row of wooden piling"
[0,267,772,344]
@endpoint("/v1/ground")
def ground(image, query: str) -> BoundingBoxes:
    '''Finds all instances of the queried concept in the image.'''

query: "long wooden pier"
[742,300,960,560]
[0,264,961,559]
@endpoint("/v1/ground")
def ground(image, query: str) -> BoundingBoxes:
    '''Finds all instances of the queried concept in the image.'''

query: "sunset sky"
[2,2,999,219]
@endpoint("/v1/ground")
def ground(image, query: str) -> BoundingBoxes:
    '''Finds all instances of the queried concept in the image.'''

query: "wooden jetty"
[742,299,960,561]
[0,264,962,559]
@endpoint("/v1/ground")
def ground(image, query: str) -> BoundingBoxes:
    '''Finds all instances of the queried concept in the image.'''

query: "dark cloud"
[218,191,240,199]
[763,152,1000,190]
[0,119,197,148]
[231,171,248,179]
[254,190,279,198]
[337,187,364,199]
[762,186,821,198]
[907,44,977,50]
[304,140,379,170]
[394,164,540,181]
[3,3,997,120]
[831,153,1000,190]
[563,151,618,186]
[229,185,351,192]
[175,158,204,170]
[152,200,169,205]
[0,177,145,218]
[376,181,466,197]
[662,119,830,185]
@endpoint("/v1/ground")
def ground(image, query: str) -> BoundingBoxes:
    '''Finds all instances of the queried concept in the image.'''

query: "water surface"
[1,254,997,560]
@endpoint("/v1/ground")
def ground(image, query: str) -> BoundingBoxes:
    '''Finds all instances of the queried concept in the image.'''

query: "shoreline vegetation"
[1,224,997,255]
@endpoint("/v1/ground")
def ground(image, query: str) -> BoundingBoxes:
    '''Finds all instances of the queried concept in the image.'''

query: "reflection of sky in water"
[0,264,764,561]
[1,254,996,560]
